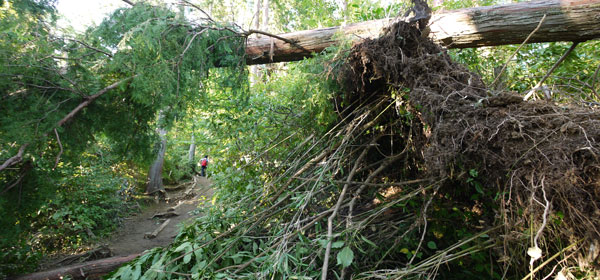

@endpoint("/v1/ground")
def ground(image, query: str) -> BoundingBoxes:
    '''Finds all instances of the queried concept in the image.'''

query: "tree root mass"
[338,20,600,275]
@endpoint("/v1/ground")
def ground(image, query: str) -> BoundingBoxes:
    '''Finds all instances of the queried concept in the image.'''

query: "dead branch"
[179,0,214,22]
[321,143,371,280]
[491,14,547,88]
[0,144,28,172]
[13,253,142,280]
[524,41,580,100]
[245,29,311,54]
[144,218,171,239]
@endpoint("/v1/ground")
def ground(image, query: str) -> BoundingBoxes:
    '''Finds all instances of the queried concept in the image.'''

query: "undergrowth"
[0,154,141,277]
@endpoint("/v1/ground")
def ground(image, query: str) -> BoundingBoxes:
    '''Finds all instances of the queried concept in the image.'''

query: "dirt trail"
[107,176,213,256]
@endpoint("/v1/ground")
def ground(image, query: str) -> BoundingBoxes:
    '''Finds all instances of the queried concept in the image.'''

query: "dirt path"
[107,176,213,256]
[32,176,213,276]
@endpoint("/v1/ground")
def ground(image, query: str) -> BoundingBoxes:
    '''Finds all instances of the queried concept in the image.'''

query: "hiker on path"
[201,155,209,177]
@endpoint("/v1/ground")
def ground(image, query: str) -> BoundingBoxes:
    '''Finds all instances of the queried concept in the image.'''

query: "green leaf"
[183,252,192,264]
[361,236,378,248]
[469,169,478,177]
[474,183,484,194]
[174,242,191,252]
[132,264,141,279]
[331,241,344,248]
[336,246,354,268]
[427,241,437,250]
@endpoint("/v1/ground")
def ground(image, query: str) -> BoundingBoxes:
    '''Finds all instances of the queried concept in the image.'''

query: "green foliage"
[28,164,130,251]
[450,40,600,103]
[1,1,248,275]
[2,0,600,278]
[0,151,138,277]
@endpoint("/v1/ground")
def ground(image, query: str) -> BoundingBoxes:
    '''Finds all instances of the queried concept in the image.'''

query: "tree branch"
[64,38,113,58]
[0,144,29,172]
[0,76,135,173]
[179,0,215,22]
[321,144,371,280]
[57,76,135,127]
[524,41,579,100]
[121,0,134,6]
[491,14,547,88]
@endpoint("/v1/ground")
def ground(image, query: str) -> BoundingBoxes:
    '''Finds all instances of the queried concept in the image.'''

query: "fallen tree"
[245,0,600,64]
[11,253,142,280]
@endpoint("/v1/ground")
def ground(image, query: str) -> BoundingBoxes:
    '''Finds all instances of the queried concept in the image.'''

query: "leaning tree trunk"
[146,127,167,194]
[244,0,600,65]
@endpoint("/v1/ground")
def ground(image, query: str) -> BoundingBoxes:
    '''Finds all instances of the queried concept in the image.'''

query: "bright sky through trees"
[56,0,128,31]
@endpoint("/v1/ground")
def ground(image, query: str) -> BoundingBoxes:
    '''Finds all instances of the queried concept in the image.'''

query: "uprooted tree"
[103,2,600,280]
[5,0,600,279]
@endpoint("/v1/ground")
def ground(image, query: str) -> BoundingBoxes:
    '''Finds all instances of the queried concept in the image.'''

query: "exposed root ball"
[342,20,600,270]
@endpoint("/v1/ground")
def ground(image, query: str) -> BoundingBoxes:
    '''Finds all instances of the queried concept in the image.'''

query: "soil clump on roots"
[339,19,600,276]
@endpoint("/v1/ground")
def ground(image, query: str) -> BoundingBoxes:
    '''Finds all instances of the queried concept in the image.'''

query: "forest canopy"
[2,0,600,279]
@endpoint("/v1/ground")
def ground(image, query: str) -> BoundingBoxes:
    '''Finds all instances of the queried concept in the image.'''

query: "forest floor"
[39,176,213,271]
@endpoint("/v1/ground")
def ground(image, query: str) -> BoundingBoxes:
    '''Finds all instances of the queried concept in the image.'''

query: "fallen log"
[144,218,171,239]
[11,253,142,280]
[245,0,600,65]
[50,245,112,267]
[151,209,179,219]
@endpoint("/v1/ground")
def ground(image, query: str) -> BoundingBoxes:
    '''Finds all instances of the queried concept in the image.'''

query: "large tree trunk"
[245,0,600,65]
[11,253,142,280]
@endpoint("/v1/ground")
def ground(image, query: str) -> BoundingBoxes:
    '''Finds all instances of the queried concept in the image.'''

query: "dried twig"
[491,14,547,88]
[524,42,579,101]
[321,141,371,280]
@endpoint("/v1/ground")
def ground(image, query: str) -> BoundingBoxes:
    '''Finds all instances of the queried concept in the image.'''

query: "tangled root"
[341,20,600,274]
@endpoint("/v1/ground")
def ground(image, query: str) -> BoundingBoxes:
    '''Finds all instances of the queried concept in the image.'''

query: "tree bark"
[146,127,167,194]
[188,133,196,163]
[11,253,142,280]
[245,0,600,65]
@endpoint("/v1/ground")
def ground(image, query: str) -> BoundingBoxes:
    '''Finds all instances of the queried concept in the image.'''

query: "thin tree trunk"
[250,0,263,83]
[146,124,167,194]
[188,133,196,163]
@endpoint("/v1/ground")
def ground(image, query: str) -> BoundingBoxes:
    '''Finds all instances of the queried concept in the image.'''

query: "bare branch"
[1,162,31,195]
[121,0,134,6]
[64,38,113,58]
[0,144,29,172]
[321,144,371,280]
[524,41,580,100]
[179,0,214,22]
[57,76,136,127]
[491,14,547,88]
